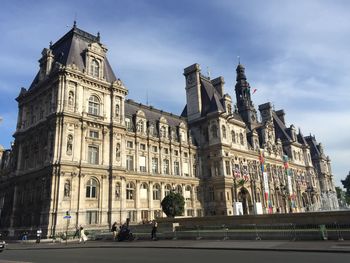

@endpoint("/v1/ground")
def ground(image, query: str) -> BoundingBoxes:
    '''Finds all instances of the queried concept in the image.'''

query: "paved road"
[1,247,350,263]
[1,240,350,263]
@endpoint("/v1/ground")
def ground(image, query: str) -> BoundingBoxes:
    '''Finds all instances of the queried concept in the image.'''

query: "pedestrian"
[36,228,42,243]
[73,225,79,239]
[111,222,118,241]
[21,231,28,241]
[151,220,158,240]
[78,225,87,244]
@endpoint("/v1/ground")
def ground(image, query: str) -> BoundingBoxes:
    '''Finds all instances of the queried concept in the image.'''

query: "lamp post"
[305,184,314,211]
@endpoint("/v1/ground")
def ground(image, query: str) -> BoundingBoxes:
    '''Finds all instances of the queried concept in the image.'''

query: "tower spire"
[235,63,258,128]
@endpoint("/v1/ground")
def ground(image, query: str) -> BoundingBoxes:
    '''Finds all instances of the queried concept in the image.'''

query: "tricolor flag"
[252,88,257,94]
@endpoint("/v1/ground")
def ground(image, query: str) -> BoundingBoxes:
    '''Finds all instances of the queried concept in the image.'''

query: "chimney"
[275,109,285,124]
[211,76,225,97]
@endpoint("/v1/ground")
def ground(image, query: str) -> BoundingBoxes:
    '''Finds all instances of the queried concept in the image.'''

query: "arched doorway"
[238,187,253,215]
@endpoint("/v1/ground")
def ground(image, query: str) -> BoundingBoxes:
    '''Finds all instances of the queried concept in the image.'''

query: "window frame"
[86,178,98,198]
[88,95,100,116]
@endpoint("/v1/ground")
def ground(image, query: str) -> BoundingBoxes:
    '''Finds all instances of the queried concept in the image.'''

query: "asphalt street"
[1,239,350,263]
[1,246,350,263]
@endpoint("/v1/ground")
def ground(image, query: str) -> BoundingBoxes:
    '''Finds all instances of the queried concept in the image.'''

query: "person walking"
[36,228,42,243]
[111,222,118,241]
[78,225,87,244]
[151,220,158,240]
[21,231,28,242]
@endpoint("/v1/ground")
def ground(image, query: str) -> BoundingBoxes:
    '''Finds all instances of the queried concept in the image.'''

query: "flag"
[252,88,257,94]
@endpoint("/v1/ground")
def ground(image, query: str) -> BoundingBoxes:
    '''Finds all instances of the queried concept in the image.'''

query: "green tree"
[161,191,185,218]
[341,171,350,196]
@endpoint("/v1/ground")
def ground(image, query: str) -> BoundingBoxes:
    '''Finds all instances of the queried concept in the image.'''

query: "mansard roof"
[29,26,117,90]
[181,74,242,122]
[271,111,292,142]
[200,75,225,115]
[125,99,186,128]
[305,135,326,159]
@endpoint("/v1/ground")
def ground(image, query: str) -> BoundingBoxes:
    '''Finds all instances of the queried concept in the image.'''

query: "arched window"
[137,120,144,133]
[126,182,135,200]
[115,183,121,199]
[161,126,167,138]
[175,185,182,194]
[165,184,172,196]
[231,130,236,143]
[153,184,161,200]
[240,133,244,145]
[222,125,227,139]
[211,125,218,138]
[88,95,100,115]
[185,185,192,201]
[140,183,148,200]
[90,59,99,78]
[86,178,98,198]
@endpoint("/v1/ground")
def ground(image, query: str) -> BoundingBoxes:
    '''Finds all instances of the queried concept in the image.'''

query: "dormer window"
[90,59,100,78]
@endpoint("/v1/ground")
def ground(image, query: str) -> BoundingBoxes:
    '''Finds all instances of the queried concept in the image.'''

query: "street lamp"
[305,185,314,211]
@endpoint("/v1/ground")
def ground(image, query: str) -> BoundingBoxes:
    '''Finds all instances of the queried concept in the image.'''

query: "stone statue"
[64,180,70,197]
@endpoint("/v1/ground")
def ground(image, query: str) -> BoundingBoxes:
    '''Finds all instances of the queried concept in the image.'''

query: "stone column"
[135,180,140,222]
[149,181,153,218]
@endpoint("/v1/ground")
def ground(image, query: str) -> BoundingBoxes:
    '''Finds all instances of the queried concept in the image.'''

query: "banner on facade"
[255,202,263,214]
[287,172,293,196]
[263,172,269,199]
[233,202,243,215]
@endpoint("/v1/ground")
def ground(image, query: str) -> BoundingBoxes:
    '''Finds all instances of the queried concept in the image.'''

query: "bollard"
[222,225,229,240]
[173,228,177,240]
[255,224,261,241]
[291,223,296,241]
[196,225,202,240]
[335,222,344,241]
[319,225,328,240]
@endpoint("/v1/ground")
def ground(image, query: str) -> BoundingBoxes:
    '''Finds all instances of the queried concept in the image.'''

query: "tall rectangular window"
[126,155,134,171]
[125,118,132,131]
[88,146,99,164]
[183,161,189,176]
[163,159,169,174]
[140,143,146,151]
[174,161,180,175]
[152,158,158,174]
[139,156,146,172]
[86,211,98,225]
[127,141,134,148]
[225,160,231,176]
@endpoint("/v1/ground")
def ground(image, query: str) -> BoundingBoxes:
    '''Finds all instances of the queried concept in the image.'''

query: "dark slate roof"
[297,129,308,146]
[305,135,324,158]
[272,111,292,142]
[125,100,186,128]
[200,76,225,115]
[29,26,117,90]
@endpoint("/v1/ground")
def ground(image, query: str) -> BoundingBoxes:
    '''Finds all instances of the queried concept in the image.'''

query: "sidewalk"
[3,239,350,253]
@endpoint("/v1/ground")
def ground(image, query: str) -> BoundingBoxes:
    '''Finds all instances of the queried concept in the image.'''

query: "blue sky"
[0,0,349,186]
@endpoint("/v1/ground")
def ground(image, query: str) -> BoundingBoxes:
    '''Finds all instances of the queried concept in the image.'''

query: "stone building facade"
[0,25,338,236]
